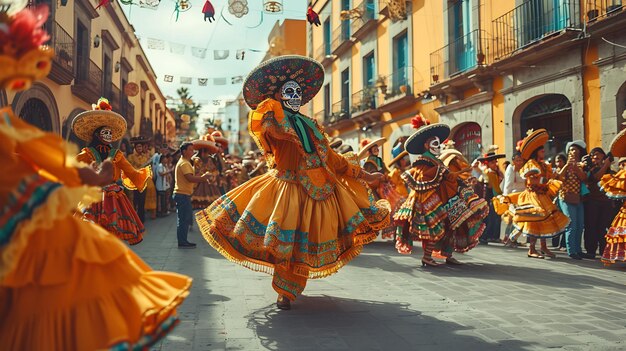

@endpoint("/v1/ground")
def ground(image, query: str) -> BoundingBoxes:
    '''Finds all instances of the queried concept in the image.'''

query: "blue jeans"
[174,193,193,245]
[558,198,584,256]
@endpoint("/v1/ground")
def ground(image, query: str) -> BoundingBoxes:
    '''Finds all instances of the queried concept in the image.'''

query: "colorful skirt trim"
[84,183,145,245]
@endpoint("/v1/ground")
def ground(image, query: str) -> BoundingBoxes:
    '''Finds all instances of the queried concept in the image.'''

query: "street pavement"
[135,213,626,351]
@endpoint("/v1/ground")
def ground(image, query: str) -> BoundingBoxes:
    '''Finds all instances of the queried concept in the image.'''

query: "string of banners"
[143,37,264,60]
[163,75,244,86]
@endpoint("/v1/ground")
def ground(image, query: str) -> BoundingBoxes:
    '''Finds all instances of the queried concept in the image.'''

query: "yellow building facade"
[0,0,175,149]
[308,0,626,163]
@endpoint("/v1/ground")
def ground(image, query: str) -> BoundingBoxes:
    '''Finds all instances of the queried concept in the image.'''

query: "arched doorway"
[616,81,626,131]
[451,122,482,162]
[519,94,572,159]
[18,98,53,132]
[62,108,87,149]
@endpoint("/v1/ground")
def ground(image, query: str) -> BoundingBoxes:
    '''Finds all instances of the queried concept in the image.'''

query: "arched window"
[452,122,482,162]
[520,94,572,159]
[18,98,52,132]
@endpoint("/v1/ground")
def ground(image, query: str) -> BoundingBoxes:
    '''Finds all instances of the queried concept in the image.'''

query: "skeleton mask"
[98,127,113,143]
[280,80,302,112]
[428,137,442,156]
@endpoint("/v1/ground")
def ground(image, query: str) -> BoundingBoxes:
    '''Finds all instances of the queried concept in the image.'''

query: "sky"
[120,0,308,118]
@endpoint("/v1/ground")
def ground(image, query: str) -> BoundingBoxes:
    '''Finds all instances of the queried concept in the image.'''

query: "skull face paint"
[428,137,442,156]
[280,80,302,112]
[98,127,113,143]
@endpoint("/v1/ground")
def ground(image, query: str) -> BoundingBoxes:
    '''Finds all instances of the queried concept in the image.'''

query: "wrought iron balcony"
[72,58,103,104]
[315,42,333,66]
[429,30,490,85]
[48,22,74,85]
[379,66,414,99]
[330,100,350,124]
[492,0,581,61]
[331,23,353,56]
[351,86,377,114]
[585,1,624,22]
[351,0,377,40]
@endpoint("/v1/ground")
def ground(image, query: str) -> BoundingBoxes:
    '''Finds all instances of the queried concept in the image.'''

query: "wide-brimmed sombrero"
[477,151,506,162]
[405,123,450,155]
[242,55,325,109]
[520,129,549,160]
[388,150,409,168]
[610,128,626,157]
[72,98,126,142]
[192,134,219,153]
[358,137,387,159]
[439,149,468,167]
[211,131,228,147]
[329,137,343,149]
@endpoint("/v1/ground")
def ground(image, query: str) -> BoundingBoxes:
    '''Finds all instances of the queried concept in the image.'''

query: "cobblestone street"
[136,214,626,351]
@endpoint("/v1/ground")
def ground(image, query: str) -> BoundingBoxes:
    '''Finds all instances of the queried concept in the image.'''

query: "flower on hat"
[0,5,49,58]
[410,113,429,130]
[360,138,371,149]
[211,131,223,138]
[515,140,524,151]
[92,97,112,111]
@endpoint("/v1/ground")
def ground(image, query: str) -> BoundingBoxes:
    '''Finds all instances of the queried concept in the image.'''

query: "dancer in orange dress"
[394,118,488,266]
[196,56,390,310]
[494,129,569,259]
[599,128,626,265]
[73,98,151,245]
[191,134,222,209]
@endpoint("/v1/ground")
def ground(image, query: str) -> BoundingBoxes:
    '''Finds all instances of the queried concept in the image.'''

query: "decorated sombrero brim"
[329,137,343,149]
[388,150,409,167]
[477,152,506,162]
[404,123,450,155]
[242,55,324,109]
[439,149,467,166]
[72,110,127,142]
[358,137,387,159]
[192,134,219,153]
[520,129,549,160]
[610,128,626,157]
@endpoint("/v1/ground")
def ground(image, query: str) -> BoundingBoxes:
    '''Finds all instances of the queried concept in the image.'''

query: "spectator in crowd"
[584,147,614,258]
[173,142,211,249]
[155,154,171,217]
[502,151,526,247]
[478,150,505,244]
[552,153,568,249]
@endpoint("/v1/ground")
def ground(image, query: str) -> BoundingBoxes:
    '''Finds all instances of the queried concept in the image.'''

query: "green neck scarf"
[284,110,324,154]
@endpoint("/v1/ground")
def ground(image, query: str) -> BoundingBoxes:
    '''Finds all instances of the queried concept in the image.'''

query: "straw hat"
[242,55,324,109]
[358,137,387,159]
[329,137,343,149]
[388,150,409,168]
[211,130,228,147]
[520,129,549,160]
[71,98,127,142]
[610,128,626,157]
[192,134,219,153]
[477,151,506,162]
[439,149,468,167]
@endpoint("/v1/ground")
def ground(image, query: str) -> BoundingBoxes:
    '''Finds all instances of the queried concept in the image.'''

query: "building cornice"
[435,91,494,114]
[499,66,582,96]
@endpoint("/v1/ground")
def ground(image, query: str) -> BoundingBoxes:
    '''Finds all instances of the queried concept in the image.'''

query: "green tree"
[173,87,202,138]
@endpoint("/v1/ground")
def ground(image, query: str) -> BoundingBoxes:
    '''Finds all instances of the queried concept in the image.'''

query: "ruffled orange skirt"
[1,188,191,350]
[196,172,390,280]
[510,182,570,239]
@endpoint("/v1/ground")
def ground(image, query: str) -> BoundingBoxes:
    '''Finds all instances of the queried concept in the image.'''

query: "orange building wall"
[583,41,601,149]
[492,76,506,154]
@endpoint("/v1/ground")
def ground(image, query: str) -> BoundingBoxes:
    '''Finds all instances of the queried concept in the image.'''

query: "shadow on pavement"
[246,295,534,351]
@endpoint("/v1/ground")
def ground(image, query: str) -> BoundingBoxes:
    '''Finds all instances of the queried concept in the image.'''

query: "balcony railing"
[380,66,414,99]
[492,0,581,61]
[351,86,377,114]
[331,23,352,54]
[72,58,103,104]
[315,42,332,63]
[330,100,350,124]
[48,22,74,85]
[430,29,490,84]
[585,1,624,22]
[351,0,377,36]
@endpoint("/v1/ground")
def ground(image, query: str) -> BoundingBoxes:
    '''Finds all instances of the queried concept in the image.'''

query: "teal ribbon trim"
[284,110,324,154]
